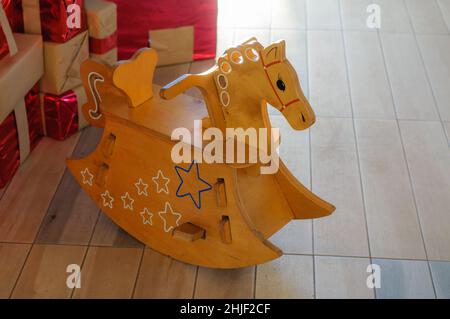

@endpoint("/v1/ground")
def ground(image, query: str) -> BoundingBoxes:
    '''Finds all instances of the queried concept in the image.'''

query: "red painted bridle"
[260,55,300,112]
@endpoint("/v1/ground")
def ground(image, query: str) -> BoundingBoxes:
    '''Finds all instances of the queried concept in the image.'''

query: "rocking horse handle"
[159,74,203,100]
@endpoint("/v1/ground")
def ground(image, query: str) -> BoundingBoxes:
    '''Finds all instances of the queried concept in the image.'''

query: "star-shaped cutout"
[101,190,114,208]
[121,192,134,211]
[152,170,170,194]
[135,178,149,196]
[140,207,153,226]
[175,161,212,209]
[81,168,94,186]
[158,202,182,232]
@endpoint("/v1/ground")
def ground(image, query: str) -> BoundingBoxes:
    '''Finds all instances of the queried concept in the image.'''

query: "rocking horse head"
[214,38,315,130]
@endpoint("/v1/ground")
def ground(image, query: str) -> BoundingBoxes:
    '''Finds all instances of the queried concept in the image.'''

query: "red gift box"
[43,89,79,140]
[109,0,217,60]
[25,82,44,150]
[0,112,20,188]
[0,83,44,188]
[39,0,87,43]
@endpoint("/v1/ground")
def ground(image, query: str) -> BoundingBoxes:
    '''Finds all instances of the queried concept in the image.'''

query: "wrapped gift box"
[0,83,44,189]
[85,0,117,65]
[40,30,89,95]
[109,0,217,61]
[41,85,88,141]
[0,32,43,121]
[22,0,87,43]
[149,26,193,66]
[25,82,44,150]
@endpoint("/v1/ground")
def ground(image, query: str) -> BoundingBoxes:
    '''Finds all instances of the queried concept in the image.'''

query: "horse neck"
[226,92,267,130]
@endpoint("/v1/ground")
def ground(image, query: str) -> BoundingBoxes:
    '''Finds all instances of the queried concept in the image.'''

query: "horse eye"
[276,79,286,91]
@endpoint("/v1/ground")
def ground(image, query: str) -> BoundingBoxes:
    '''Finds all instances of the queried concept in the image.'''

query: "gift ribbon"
[89,30,117,55]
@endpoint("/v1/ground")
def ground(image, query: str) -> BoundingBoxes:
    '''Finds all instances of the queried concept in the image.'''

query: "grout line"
[304,0,317,300]
[229,26,449,36]
[338,0,376,299]
[3,241,448,262]
[379,3,437,299]
[284,251,444,263]
[191,266,200,299]
[253,265,257,299]
[130,247,146,299]
[267,113,447,123]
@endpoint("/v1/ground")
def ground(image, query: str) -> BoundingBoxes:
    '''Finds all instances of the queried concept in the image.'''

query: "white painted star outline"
[135,178,149,196]
[140,207,153,226]
[158,202,182,232]
[101,190,114,208]
[152,170,170,194]
[81,168,94,186]
[121,192,134,210]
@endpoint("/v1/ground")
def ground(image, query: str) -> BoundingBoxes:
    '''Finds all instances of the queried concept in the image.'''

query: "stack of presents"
[0,0,217,189]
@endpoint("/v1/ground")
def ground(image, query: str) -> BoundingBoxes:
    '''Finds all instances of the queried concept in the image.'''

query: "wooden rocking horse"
[67,38,335,269]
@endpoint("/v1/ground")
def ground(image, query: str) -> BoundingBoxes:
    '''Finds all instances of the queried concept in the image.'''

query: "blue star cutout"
[175,161,212,209]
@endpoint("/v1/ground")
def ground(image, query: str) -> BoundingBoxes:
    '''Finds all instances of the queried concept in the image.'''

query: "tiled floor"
[0,0,449,299]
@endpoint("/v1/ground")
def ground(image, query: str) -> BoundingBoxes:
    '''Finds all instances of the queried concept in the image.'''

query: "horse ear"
[262,40,286,64]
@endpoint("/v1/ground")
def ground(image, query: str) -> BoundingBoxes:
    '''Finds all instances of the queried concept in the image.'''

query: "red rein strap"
[260,56,300,112]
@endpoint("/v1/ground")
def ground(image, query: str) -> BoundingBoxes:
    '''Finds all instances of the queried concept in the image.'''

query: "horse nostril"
[301,113,306,122]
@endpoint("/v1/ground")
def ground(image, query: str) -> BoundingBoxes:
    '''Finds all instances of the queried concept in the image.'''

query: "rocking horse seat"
[100,84,207,144]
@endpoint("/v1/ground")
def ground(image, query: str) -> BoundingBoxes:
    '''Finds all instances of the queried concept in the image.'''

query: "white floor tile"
[344,31,396,119]
[406,0,449,34]
[438,0,450,31]
[315,256,375,299]
[417,35,450,121]
[234,0,272,29]
[218,0,237,28]
[255,255,314,298]
[400,120,450,261]
[373,0,414,33]
[381,33,439,120]
[355,119,426,259]
[341,0,374,31]
[308,31,352,117]
[272,0,306,30]
[311,118,370,257]
[373,258,435,298]
[430,261,450,298]
[307,0,341,30]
